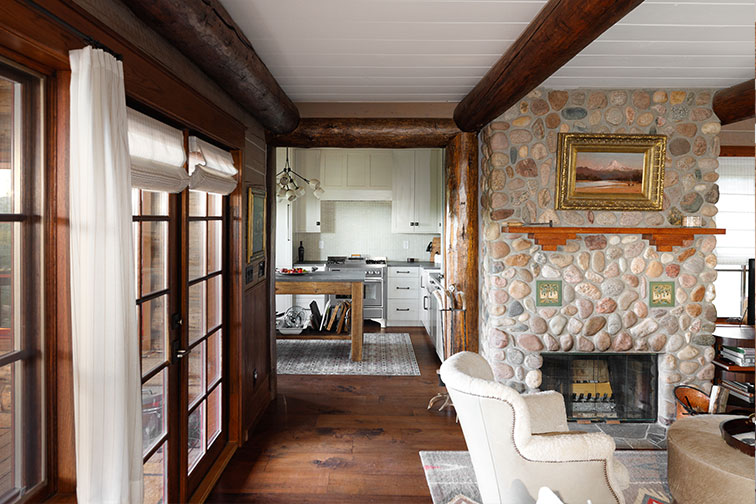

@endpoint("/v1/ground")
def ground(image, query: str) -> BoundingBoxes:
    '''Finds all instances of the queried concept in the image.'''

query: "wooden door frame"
[268,120,480,356]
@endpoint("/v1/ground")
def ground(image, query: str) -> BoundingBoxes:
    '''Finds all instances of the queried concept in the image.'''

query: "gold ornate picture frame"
[247,186,266,263]
[555,133,667,211]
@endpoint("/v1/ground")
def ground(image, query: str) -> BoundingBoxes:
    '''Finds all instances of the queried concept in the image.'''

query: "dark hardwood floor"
[207,325,466,503]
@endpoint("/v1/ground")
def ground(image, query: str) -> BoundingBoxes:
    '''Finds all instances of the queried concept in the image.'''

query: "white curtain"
[127,107,189,193]
[69,47,143,503]
[188,135,238,195]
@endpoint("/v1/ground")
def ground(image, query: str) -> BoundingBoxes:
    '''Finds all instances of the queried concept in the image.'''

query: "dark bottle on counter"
[298,241,305,263]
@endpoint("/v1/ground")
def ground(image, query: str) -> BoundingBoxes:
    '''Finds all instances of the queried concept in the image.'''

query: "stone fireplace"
[478,87,720,424]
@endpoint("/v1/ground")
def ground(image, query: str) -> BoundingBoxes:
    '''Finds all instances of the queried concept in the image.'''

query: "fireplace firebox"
[541,353,658,422]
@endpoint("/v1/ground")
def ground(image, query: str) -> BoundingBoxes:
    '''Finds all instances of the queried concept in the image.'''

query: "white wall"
[293,201,438,262]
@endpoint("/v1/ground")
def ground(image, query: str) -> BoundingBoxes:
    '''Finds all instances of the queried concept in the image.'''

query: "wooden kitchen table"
[275,271,364,361]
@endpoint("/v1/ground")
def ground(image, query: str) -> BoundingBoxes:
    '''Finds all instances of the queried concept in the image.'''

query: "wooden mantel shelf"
[500,225,726,251]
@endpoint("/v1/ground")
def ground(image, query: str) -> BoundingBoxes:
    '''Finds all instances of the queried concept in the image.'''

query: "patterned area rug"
[277,333,420,376]
[420,450,671,504]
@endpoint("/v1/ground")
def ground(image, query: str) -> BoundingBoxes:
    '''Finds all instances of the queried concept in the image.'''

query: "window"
[0,61,44,502]
[714,156,755,319]
[186,190,224,473]
[133,189,171,504]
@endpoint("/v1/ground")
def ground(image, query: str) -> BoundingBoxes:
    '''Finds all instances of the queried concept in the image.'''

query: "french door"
[133,187,227,502]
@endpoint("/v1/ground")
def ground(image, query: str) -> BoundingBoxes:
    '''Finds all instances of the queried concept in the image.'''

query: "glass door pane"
[184,190,226,494]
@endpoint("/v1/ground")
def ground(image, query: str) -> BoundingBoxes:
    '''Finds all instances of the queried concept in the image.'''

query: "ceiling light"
[276,148,324,202]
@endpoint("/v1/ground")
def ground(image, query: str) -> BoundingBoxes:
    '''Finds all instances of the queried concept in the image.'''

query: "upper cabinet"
[320,149,393,200]
[293,149,321,233]
[391,149,443,234]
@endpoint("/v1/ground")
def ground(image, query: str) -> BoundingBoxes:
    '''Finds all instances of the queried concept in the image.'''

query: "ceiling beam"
[266,118,460,148]
[713,79,755,126]
[125,0,299,134]
[453,0,644,132]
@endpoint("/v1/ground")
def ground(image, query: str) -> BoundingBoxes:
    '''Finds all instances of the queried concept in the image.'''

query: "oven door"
[363,278,383,308]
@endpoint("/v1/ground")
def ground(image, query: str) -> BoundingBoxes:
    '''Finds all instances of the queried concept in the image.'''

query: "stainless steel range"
[326,256,386,326]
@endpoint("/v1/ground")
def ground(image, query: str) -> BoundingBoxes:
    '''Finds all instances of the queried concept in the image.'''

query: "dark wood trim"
[266,145,278,403]
[0,0,245,149]
[228,150,244,445]
[49,68,76,496]
[188,442,238,504]
[720,145,755,157]
[124,0,299,134]
[444,133,479,355]
[453,0,644,132]
[267,118,460,148]
[713,79,755,126]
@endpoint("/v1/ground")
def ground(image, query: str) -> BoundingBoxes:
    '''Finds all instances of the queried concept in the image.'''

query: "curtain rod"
[22,0,123,61]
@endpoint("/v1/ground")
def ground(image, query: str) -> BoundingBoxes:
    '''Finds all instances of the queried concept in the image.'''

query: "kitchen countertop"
[275,270,364,282]
[387,261,437,268]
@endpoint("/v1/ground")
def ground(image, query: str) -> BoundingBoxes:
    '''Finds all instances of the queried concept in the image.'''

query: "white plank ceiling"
[220,0,755,102]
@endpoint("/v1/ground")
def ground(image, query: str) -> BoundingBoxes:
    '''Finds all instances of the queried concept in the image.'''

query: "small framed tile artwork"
[649,281,675,307]
[536,280,562,307]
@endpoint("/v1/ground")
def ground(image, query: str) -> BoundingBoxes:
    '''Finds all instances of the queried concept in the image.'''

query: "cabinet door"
[293,149,322,233]
[391,150,415,233]
[345,151,369,188]
[413,150,440,234]
[368,150,393,189]
[321,149,346,189]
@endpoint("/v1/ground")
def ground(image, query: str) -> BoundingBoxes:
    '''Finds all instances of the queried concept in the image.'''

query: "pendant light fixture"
[275,148,324,201]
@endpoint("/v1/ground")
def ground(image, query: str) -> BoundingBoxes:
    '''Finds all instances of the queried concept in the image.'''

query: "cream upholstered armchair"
[440,352,630,504]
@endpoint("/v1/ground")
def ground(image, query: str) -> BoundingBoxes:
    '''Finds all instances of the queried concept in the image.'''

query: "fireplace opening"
[541,353,658,422]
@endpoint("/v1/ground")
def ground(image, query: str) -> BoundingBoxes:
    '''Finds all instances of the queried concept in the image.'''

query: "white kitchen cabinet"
[293,149,321,233]
[386,266,422,327]
[391,149,442,234]
[320,149,393,200]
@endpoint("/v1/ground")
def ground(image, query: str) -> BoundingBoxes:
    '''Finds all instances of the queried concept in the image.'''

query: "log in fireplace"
[541,353,658,422]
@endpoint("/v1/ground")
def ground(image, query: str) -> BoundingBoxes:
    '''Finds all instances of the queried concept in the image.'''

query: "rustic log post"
[444,133,479,356]
[125,0,299,134]
[713,79,755,125]
[453,0,644,132]
[267,118,460,148]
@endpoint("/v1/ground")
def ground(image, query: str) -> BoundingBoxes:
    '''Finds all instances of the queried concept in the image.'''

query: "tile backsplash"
[293,201,439,262]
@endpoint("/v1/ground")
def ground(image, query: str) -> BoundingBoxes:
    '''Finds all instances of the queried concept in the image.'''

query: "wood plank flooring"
[207,326,466,503]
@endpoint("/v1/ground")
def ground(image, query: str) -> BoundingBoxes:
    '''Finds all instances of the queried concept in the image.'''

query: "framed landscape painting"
[247,186,266,263]
[555,133,667,211]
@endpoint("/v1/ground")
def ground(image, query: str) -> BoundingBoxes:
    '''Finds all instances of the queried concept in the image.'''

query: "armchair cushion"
[522,391,569,433]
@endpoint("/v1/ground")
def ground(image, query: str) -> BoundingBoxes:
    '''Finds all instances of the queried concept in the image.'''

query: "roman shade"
[127,108,189,193]
[188,136,238,195]
[715,156,755,265]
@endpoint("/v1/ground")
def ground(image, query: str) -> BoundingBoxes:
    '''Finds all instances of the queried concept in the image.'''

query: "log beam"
[126,0,299,134]
[713,79,755,126]
[266,118,460,148]
[453,0,644,132]
[444,133,479,356]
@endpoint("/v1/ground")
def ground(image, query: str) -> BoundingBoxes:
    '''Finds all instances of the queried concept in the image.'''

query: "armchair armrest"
[522,431,616,462]
[522,391,569,433]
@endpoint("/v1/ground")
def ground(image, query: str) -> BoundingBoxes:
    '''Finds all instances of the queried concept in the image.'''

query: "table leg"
[350,281,364,361]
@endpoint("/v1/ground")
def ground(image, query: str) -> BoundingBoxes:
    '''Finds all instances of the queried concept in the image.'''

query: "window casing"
[0,60,44,503]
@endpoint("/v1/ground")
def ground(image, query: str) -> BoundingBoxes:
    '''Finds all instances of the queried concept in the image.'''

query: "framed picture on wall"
[555,133,667,211]
[247,186,266,263]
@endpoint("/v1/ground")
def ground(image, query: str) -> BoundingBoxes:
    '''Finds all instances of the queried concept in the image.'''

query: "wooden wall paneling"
[453,0,645,132]
[267,118,460,148]
[713,79,756,126]
[444,133,479,356]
